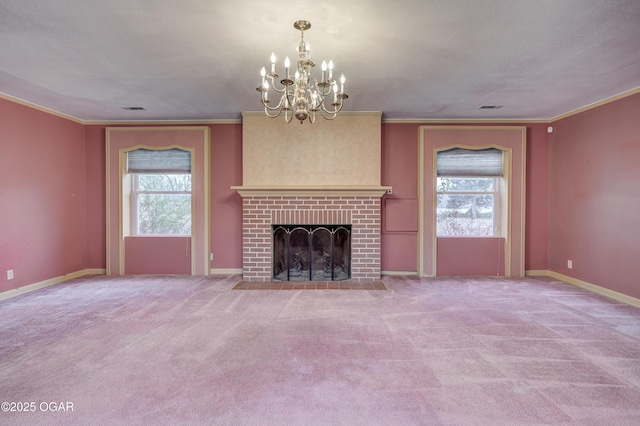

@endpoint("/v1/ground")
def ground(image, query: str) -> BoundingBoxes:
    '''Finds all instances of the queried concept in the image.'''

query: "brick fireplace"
[234,112,389,282]
[234,188,388,282]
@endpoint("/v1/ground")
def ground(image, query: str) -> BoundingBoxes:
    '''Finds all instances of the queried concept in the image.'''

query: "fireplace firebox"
[273,224,351,281]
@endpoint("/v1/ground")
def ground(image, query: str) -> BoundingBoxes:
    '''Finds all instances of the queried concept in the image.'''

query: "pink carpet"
[1,274,640,425]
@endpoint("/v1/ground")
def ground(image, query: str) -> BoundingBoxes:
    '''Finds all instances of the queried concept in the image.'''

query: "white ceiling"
[1,0,639,123]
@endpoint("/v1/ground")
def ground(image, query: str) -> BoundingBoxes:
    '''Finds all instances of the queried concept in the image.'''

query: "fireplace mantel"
[231,185,391,198]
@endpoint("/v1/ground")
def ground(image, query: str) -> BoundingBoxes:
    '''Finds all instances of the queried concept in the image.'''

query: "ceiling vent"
[479,105,503,109]
[121,106,146,111]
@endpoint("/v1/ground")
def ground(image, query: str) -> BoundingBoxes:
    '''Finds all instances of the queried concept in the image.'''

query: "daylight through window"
[436,148,503,237]
[127,149,192,236]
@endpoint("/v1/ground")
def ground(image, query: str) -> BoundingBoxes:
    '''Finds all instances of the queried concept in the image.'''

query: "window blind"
[437,148,503,177]
[127,148,191,173]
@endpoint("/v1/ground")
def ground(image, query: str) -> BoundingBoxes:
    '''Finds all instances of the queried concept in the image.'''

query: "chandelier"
[257,20,348,124]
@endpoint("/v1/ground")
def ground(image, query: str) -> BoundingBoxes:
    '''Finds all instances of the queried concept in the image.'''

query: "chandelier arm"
[311,79,333,97]
[263,106,284,119]
[319,99,341,113]
[284,107,293,123]
[261,93,290,114]
[283,90,297,113]
[308,77,331,98]
[318,99,344,119]
[257,20,347,124]
[267,76,289,94]
[319,110,338,120]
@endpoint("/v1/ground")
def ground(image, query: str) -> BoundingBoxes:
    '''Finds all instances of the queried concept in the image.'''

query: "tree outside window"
[132,174,192,235]
[436,177,497,236]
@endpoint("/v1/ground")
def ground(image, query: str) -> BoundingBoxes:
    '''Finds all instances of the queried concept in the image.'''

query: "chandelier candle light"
[257,20,348,124]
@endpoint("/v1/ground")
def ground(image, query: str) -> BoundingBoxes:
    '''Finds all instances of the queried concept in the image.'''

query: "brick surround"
[241,196,382,282]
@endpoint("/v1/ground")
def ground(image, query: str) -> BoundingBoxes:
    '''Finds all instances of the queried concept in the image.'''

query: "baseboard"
[210,268,243,275]
[526,269,640,308]
[0,268,106,302]
[524,269,549,277]
[83,268,107,276]
[381,270,417,276]
[524,269,551,277]
[7,268,637,309]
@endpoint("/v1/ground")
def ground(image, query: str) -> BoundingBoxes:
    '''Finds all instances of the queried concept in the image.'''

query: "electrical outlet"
[210,253,214,261]
[567,260,573,269]
[7,269,14,280]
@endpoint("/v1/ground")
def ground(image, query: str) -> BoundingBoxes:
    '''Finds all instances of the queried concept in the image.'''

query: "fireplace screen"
[272,225,351,281]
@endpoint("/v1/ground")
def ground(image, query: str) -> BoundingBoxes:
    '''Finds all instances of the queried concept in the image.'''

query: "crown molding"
[0,92,85,124]
[382,118,550,124]
[4,87,640,126]
[85,118,242,126]
[549,86,640,122]
[241,111,382,118]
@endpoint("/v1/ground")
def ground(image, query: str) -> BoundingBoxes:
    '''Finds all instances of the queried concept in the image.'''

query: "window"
[132,174,192,235]
[436,148,503,237]
[437,177,498,236]
[127,148,192,236]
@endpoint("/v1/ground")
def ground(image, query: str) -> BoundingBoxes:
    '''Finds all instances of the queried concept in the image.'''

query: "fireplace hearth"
[273,224,351,281]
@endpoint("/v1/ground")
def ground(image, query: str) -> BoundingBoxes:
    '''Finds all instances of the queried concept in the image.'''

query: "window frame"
[436,176,501,238]
[130,173,193,236]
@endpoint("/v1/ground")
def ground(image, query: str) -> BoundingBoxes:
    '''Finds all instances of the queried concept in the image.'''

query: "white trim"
[383,118,550,124]
[0,93,241,124]
[381,270,416,276]
[417,127,425,276]
[549,87,640,122]
[231,185,391,198]
[210,268,243,275]
[241,111,382,118]
[86,119,240,125]
[106,127,211,276]
[418,127,526,277]
[525,270,640,308]
[4,88,640,125]
[0,92,84,123]
[203,130,211,277]
[524,269,549,277]
[0,269,106,302]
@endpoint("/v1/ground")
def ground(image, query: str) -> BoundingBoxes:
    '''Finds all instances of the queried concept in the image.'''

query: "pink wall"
[85,125,106,269]
[83,123,245,273]
[437,238,505,276]
[209,124,243,271]
[381,122,549,273]
[524,125,550,271]
[124,236,191,274]
[381,123,419,272]
[105,127,210,275]
[421,126,527,277]
[1,90,637,300]
[0,96,550,291]
[549,93,640,299]
[0,99,87,292]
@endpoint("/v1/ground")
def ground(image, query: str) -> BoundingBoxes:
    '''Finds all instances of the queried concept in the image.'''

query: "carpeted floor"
[1,274,640,425]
